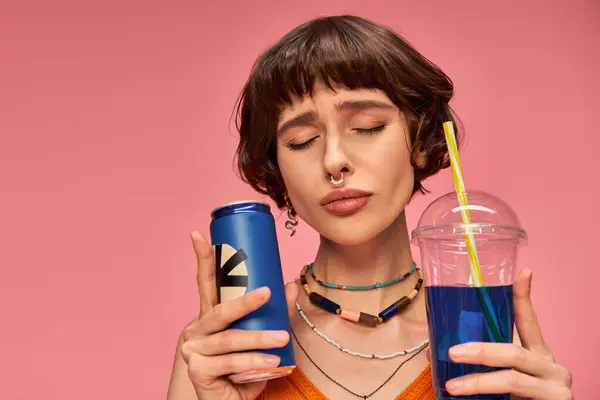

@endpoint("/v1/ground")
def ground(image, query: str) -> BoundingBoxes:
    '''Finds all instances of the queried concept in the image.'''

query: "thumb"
[285,281,299,319]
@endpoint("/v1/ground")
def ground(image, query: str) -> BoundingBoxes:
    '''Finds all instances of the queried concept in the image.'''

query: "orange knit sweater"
[258,364,435,399]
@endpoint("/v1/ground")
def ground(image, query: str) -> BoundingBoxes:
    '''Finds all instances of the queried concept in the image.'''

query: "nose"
[322,133,354,183]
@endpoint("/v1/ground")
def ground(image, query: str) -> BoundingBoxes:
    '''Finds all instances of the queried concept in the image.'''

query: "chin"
[310,210,400,246]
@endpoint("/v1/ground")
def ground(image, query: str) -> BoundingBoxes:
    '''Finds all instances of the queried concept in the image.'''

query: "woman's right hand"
[179,231,298,400]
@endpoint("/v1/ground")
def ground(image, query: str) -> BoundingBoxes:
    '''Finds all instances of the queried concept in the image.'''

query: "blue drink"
[411,191,528,400]
[426,285,514,399]
[210,200,295,383]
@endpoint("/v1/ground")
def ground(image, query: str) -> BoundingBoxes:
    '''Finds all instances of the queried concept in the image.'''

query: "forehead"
[278,83,395,126]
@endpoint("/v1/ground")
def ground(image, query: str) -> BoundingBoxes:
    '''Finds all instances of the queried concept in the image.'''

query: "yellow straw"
[442,121,484,287]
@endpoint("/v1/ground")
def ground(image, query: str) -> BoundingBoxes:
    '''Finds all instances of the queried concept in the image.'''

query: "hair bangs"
[253,18,397,111]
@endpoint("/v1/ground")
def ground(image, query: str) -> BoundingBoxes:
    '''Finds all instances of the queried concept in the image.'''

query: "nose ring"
[330,172,344,186]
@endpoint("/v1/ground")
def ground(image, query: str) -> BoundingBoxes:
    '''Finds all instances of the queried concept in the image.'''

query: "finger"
[513,269,553,359]
[181,317,205,343]
[188,352,281,379]
[191,231,218,317]
[445,369,572,400]
[285,281,299,319]
[448,342,561,380]
[182,329,290,358]
[199,286,271,335]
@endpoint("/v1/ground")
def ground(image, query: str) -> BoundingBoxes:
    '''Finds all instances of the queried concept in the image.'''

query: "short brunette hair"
[235,15,461,208]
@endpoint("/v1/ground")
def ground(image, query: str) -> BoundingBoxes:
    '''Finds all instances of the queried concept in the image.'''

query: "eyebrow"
[335,99,395,111]
[277,100,395,136]
[277,111,317,136]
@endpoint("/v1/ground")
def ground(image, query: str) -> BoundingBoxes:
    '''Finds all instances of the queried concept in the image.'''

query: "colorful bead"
[394,296,410,311]
[378,304,398,322]
[340,308,360,322]
[309,292,340,314]
[358,312,379,327]
[300,274,308,285]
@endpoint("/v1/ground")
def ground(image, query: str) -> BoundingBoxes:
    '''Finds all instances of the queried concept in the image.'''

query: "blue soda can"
[210,200,296,383]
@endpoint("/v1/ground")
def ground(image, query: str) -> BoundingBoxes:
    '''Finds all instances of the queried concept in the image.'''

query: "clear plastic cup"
[412,190,527,400]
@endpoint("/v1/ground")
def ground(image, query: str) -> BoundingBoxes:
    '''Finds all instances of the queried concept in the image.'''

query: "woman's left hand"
[445,269,573,400]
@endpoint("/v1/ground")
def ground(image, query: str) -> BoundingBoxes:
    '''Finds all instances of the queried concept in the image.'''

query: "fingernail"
[449,345,467,358]
[273,331,289,344]
[446,379,463,391]
[255,287,270,301]
[264,355,280,365]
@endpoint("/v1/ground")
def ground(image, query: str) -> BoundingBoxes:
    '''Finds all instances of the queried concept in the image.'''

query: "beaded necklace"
[300,264,424,327]
[295,302,429,359]
[308,262,417,290]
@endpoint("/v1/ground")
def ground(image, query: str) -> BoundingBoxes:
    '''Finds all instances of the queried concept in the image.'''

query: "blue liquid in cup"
[426,285,514,400]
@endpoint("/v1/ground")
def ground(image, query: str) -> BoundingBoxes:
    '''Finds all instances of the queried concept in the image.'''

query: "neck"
[309,212,424,319]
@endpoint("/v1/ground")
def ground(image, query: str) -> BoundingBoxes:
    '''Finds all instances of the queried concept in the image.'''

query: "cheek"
[277,149,320,203]
[367,132,415,209]
[370,131,414,180]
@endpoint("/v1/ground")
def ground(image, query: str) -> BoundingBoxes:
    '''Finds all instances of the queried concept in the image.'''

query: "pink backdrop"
[1,0,598,398]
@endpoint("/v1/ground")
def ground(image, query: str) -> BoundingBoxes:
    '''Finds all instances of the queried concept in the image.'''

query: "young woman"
[167,15,573,400]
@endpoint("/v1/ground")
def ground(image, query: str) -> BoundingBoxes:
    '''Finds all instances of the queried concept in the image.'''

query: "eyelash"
[287,138,317,151]
[286,124,387,151]
[354,124,386,134]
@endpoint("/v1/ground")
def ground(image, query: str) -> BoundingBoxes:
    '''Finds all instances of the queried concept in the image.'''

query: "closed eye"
[286,136,318,151]
[286,123,385,150]
[354,124,386,134]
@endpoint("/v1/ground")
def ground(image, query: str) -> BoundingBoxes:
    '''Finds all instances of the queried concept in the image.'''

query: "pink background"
[1,0,598,398]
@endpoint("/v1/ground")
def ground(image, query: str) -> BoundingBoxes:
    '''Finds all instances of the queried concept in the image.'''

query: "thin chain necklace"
[296,302,429,359]
[291,327,428,399]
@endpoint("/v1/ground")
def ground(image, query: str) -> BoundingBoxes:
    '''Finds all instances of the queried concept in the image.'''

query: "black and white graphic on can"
[214,244,249,302]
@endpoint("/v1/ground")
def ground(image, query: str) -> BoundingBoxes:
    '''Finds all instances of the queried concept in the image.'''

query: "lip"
[320,188,373,215]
